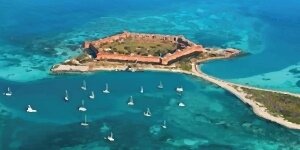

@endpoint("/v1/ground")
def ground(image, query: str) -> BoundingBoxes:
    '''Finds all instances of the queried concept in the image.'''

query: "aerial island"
[52,31,300,130]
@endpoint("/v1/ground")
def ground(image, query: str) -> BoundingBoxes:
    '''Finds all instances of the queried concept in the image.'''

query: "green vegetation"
[178,62,192,71]
[62,53,92,65]
[241,87,300,124]
[97,37,177,56]
[176,53,201,71]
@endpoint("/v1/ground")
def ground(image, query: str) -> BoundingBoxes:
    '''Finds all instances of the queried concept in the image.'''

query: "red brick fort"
[83,32,205,65]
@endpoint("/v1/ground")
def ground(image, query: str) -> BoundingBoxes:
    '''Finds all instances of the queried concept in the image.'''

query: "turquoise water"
[1,0,300,149]
[1,72,300,149]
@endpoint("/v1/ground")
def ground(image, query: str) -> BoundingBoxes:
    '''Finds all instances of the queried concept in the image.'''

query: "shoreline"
[147,63,300,130]
[192,63,300,130]
[51,60,300,130]
[51,52,300,130]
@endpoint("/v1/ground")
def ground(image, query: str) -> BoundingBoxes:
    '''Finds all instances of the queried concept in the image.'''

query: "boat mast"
[65,90,68,97]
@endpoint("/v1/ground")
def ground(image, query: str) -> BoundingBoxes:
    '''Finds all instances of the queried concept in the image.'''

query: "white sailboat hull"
[176,88,184,92]
[128,102,134,106]
[144,112,151,117]
[81,123,88,126]
[27,105,37,113]
[108,137,114,141]
[103,90,110,94]
[4,93,12,96]
[178,102,185,107]
[4,87,12,96]
[27,109,37,113]
[78,107,87,112]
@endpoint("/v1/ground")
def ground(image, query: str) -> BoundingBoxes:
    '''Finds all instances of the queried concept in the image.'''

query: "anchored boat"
[64,90,69,101]
[157,81,163,89]
[26,105,37,113]
[161,120,167,129]
[78,100,87,112]
[176,86,184,93]
[140,86,144,93]
[81,115,89,126]
[127,96,134,106]
[144,108,152,117]
[81,80,87,91]
[4,87,12,96]
[89,91,95,99]
[103,83,110,94]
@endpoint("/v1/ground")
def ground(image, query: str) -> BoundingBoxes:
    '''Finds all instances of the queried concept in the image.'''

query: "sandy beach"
[147,63,300,130]
[51,58,300,130]
[191,63,300,130]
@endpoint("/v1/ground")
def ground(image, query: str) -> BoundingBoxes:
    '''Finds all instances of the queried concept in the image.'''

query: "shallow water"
[0,0,265,82]
[1,72,300,149]
[1,0,300,149]
[1,0,299,92]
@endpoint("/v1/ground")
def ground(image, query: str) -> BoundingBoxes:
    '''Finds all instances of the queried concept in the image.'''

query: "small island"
[52,31,300,130]
[52,31,239,72]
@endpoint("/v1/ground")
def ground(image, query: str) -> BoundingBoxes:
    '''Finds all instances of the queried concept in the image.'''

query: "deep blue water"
[1,0,300,149]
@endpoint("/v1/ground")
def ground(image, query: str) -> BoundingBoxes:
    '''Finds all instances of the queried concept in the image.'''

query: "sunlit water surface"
[1,0,300,149]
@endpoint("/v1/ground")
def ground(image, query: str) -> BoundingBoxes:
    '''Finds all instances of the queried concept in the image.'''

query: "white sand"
[192,64,300,130]
[51,60,300,130]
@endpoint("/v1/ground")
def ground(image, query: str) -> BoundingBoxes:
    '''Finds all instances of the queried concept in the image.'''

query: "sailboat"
[64,90,69,101]
[104,132,115,142]
[140,86,144,94]
[143,108,152,117]
[81,80,87,90]
[26,105,37,113]
[81,114,89,126]
[89,91,95,99]
[4,87,12,96]
[127,96,134,106]
[161,120,167,129]
[178,102,186,107]
[176,86,184,93]
[157,81,163,89]
[78,100,87,112]
[102,83,110,94]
